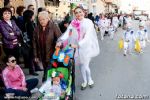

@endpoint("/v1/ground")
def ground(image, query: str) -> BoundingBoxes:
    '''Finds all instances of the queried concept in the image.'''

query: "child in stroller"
[38,45,75,100]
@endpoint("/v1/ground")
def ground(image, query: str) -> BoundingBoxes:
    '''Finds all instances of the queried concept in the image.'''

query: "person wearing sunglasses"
[2,55,39,97]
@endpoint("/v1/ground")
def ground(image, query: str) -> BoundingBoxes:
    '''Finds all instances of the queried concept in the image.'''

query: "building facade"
[0,0,122,18]
[0,0,45,15]
[88,0,121,16]
[45,0,89,20]
[88,0,105,15]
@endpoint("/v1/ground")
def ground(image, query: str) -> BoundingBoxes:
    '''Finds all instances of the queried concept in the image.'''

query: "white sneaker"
[30,88,39,94]
[88,80,94,88]
[81,82,87,90]
[140,50,144,54]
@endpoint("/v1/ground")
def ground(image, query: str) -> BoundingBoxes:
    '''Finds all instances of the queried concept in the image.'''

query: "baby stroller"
[38,45,76,100]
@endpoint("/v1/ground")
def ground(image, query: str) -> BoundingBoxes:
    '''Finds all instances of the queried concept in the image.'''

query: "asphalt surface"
[75,20,150,100]
[21,20,150,100]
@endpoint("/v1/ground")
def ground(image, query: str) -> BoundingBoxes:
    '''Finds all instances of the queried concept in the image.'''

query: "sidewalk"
[21,64,43,100]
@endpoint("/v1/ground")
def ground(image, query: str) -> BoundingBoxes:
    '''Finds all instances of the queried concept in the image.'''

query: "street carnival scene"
[1,0,150,100]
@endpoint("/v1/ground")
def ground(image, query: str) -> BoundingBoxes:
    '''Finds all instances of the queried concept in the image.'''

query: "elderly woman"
[33,11,62,81]
[57,6,100,90]
[0,7,21,62]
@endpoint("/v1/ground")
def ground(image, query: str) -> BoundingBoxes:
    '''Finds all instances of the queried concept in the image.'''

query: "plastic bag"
[118,39,124,49]
[135,39,141,52]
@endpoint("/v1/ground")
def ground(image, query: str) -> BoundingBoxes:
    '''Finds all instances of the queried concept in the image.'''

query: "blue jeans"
[5,78,38,97]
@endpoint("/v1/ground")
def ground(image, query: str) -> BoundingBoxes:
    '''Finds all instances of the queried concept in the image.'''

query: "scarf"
[71,19,81,40]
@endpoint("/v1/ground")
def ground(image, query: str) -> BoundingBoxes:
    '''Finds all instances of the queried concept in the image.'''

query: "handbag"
[118,39,124,49]
[22,23,30,44]
[22,31,30,43]
[20,23,31,48]
[135,39,141,52]
[20,31,30,48]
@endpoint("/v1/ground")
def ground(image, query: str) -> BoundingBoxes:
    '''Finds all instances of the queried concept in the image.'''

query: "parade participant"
[136,22,149,53]
[105,17,111,36]
[124,14,132,26]
[33,11,62,82]
[109,22,115,40]
[112,14,119,31]
[123,23,135,56]
[50,71,62,98]
[56,6,100,90]
[2,55,38,97]
[98,14,107,40]
[95,15,99,25]
[119,14,124,27]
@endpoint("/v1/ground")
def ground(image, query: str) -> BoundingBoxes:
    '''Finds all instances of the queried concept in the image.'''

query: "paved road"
[23,20,150,100]
[75,20,150,100]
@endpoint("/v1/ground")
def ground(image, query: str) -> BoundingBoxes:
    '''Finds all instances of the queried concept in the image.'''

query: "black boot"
[34,62,43,71]
[29,70,39,76]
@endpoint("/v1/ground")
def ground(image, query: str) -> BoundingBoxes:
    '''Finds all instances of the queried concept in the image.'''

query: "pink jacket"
[2,65,26,90]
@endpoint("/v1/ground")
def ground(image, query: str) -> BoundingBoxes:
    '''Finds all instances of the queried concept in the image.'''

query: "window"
[93,5,96,14]
[91,0,97,3]
[45,0,60,7]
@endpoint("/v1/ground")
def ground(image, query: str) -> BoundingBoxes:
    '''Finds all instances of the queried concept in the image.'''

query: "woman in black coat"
[23,10,42,75]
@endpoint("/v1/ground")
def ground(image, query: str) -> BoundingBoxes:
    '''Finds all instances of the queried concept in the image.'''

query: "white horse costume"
[136,22,148,51]
[112,16,119,30]
[58,18,100,86]
[98,18,108,40]
[123,29,135,55]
